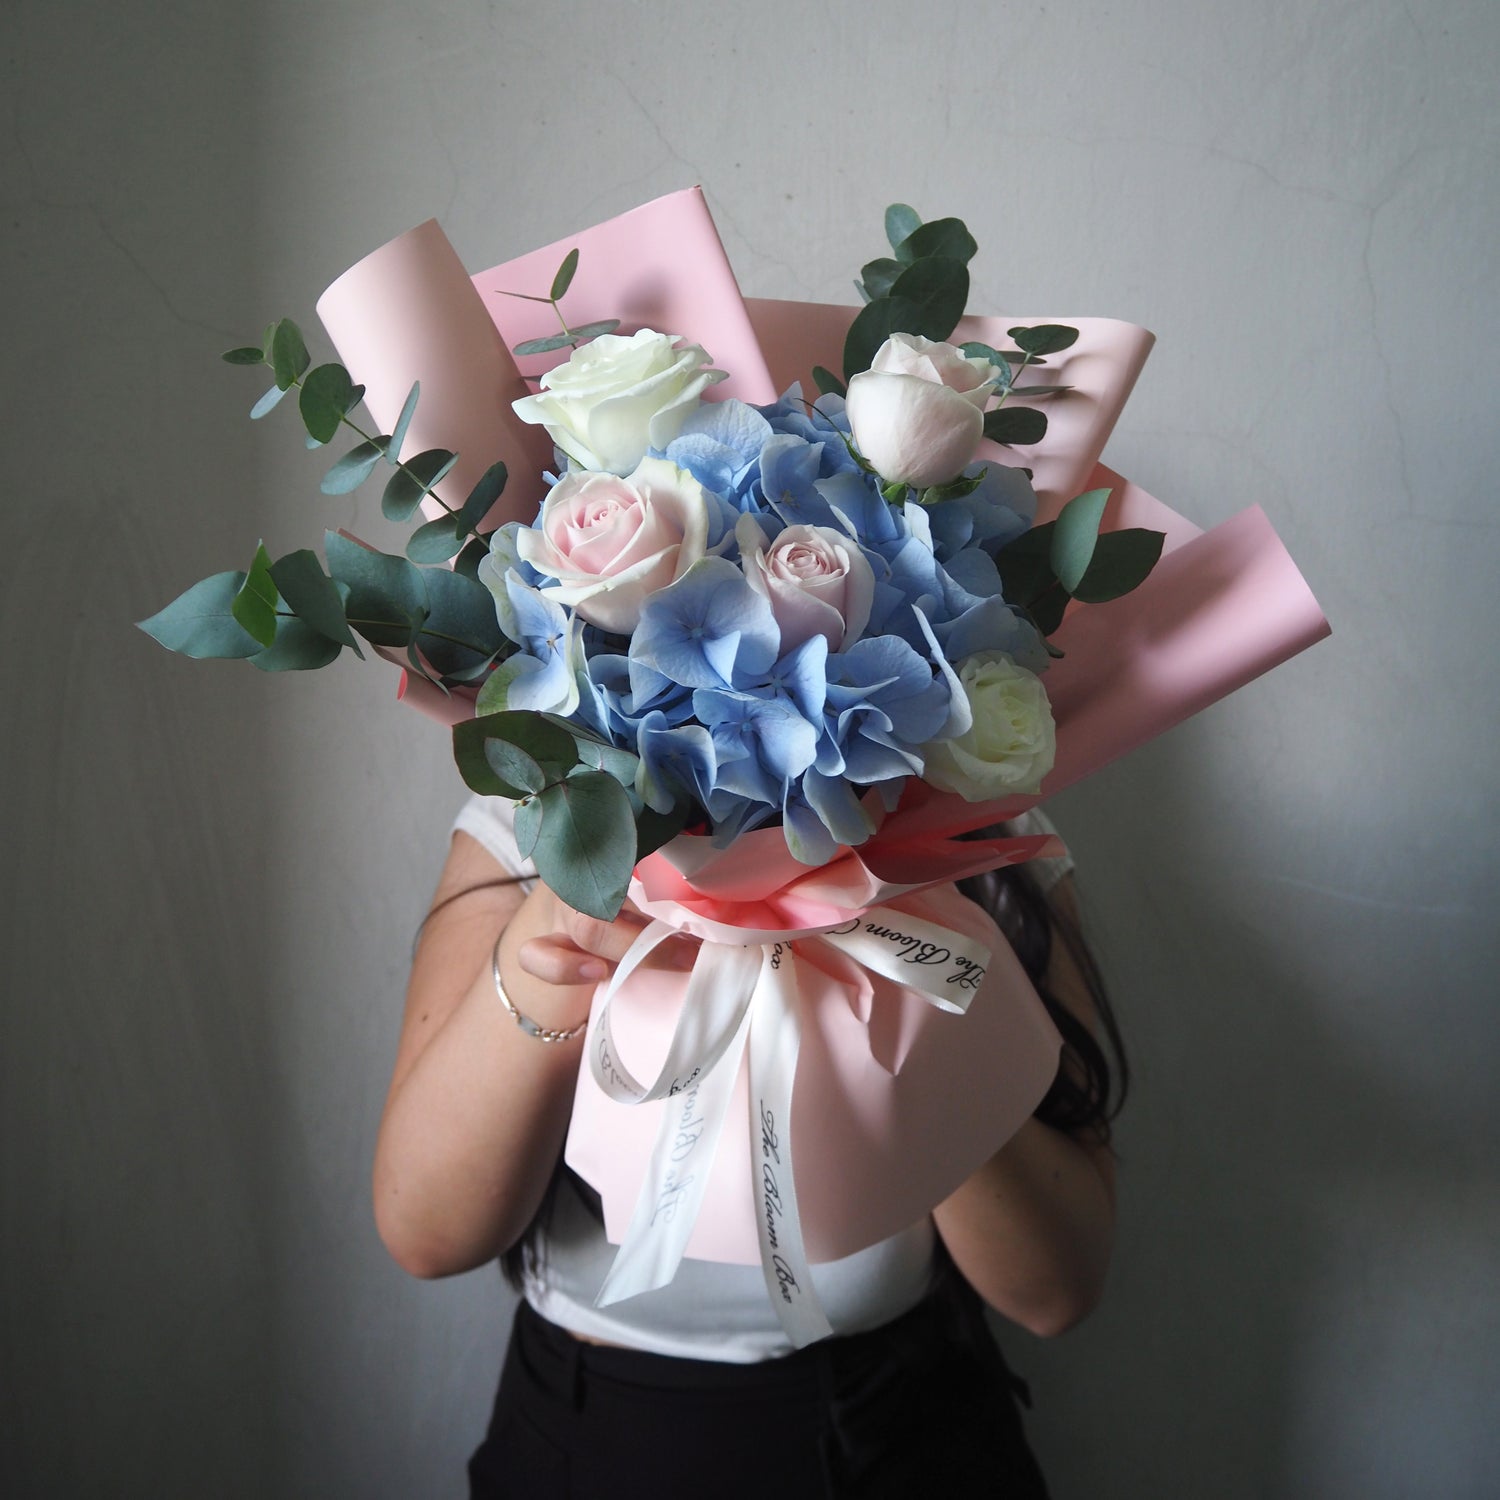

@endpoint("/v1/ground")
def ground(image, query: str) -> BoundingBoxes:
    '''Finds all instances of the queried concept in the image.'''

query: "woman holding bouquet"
[376,794,1124,1499]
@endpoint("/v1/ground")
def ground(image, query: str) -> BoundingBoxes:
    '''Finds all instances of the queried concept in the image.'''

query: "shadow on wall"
[1001,714,1500,1500]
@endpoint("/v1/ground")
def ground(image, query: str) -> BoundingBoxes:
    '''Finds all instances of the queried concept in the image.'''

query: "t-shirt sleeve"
[451,793,538,885]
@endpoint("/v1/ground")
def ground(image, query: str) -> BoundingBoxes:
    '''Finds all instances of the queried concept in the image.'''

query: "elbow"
[372,1161,500,1282]
[1010,1283,1103,1339]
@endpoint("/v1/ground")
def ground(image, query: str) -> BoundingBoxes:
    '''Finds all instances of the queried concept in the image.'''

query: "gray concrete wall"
[4,1,1496,1494]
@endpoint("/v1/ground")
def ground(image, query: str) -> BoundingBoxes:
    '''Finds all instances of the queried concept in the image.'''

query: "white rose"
[922,651,1055,799]
[512,329,727,475]
[844,332,999,488]
[514,457,712,634]
[736,515,875,653]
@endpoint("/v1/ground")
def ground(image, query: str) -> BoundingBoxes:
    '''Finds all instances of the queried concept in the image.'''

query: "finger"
[516,935,609,988]
[560,907,653,966]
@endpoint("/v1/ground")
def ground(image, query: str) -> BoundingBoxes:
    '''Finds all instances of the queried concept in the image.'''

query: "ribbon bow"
[586,902,994,1348]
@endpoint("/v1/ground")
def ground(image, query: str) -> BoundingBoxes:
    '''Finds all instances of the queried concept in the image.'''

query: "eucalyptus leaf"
[269,319,310,391]
[453,536,490,582]
[884,203,922,253]
[457,460,509,534]
[887,256,969,342]
[513,796,543,860]
[1070,528,1165,603]
[1027,582,1071,637]
[250,384,286,420]
[486,739,546,796]
[549,247,580,303]
[420,564,505,674]
[1010,383,1073,398]
[270,548,362,654]
[474,653,531,714]
[231,543,279,648]
[1050,488,1112,593]
[247,616,342,672]
[859,257,904,301]
[514,333,575,357]
[443,647,508,685]
[574,736,640,787]
[894,216,978,267]
[298,363,363,445]
[983,406,1049,446]
[136,571,263,659]
[1008,324,1079,357]
[811,366,846,398]
[324,531,428,647]
[994,521,1057,606]
[453,711,579,796]
[388,381,420,463]
[531,771,637,920]
[634,798,690,861]
[843,294,925,381]
[382,448,458,522]
[321,439,386,495]
[222,345,265,365]
[960,342,1012,390]
[406,514,465,564]
[567,319,620,341]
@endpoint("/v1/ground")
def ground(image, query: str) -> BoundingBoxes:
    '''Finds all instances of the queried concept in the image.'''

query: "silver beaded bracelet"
[490,931,588,1043]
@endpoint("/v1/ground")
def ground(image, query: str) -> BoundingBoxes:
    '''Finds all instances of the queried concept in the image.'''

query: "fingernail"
[580,960,608,981]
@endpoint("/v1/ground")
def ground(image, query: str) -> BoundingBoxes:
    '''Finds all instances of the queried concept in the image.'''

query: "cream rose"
[515,457,711,633]
[922,651,1055,799]
[736,515,875,653]
[512,329,727,475]
[844,332,999,489]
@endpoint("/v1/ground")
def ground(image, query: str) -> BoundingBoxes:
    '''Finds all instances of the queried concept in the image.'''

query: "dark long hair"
[428,838,1127,1288]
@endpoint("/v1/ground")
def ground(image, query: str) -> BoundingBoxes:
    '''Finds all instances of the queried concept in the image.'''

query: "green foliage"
[884,204,922,251]
[298,363,366,446]
[388,381,420,461]
[1009,324,1079,357]
[137,571,263,659]
[232,543,280,647]
[994,487,1165,637]
[324,531,427,647]
[984,406,1049,446]
[843,204,977,382]
[381,447,457,522]
[322,439,386,494]
[270,549,362,655]
[550,247,580,303]
[269,319,311,391]
[248,616,342,672]
[811,366,846,398]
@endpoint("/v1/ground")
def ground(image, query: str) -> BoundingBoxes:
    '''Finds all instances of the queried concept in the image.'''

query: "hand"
[513,886,696,989]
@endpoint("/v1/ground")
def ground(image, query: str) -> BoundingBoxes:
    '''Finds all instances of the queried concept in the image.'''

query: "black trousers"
[468,1273,1050,1499]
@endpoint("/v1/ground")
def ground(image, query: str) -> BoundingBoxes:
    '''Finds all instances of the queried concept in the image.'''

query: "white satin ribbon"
[587,902,992,1346]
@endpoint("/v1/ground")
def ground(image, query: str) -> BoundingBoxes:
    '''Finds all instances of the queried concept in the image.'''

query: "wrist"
[492,930,589,1043]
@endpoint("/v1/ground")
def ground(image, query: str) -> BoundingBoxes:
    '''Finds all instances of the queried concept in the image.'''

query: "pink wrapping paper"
[316,220,553,526]
[567,840,1065,1266]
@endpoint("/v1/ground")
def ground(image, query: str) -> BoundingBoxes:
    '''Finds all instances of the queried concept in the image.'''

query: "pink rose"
[516,457,710,632]
[737,515,875,653]
[844,332,999,488]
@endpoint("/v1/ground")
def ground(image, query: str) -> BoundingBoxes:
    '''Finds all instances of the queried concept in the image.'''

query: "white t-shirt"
[453,792,1073,1361]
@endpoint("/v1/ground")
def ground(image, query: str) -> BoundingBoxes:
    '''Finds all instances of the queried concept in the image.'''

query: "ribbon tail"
[748,943,833,1348]
[595,944,761,1307]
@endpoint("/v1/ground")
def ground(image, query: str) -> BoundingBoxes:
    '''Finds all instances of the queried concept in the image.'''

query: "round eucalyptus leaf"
[321,439,385,495]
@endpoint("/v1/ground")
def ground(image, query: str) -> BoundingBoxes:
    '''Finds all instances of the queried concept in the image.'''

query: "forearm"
[932,1116,1115,1337]
[373,892,591,1279]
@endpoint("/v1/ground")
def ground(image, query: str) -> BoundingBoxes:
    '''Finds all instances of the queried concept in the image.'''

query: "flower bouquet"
[140,189,1328,1342]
